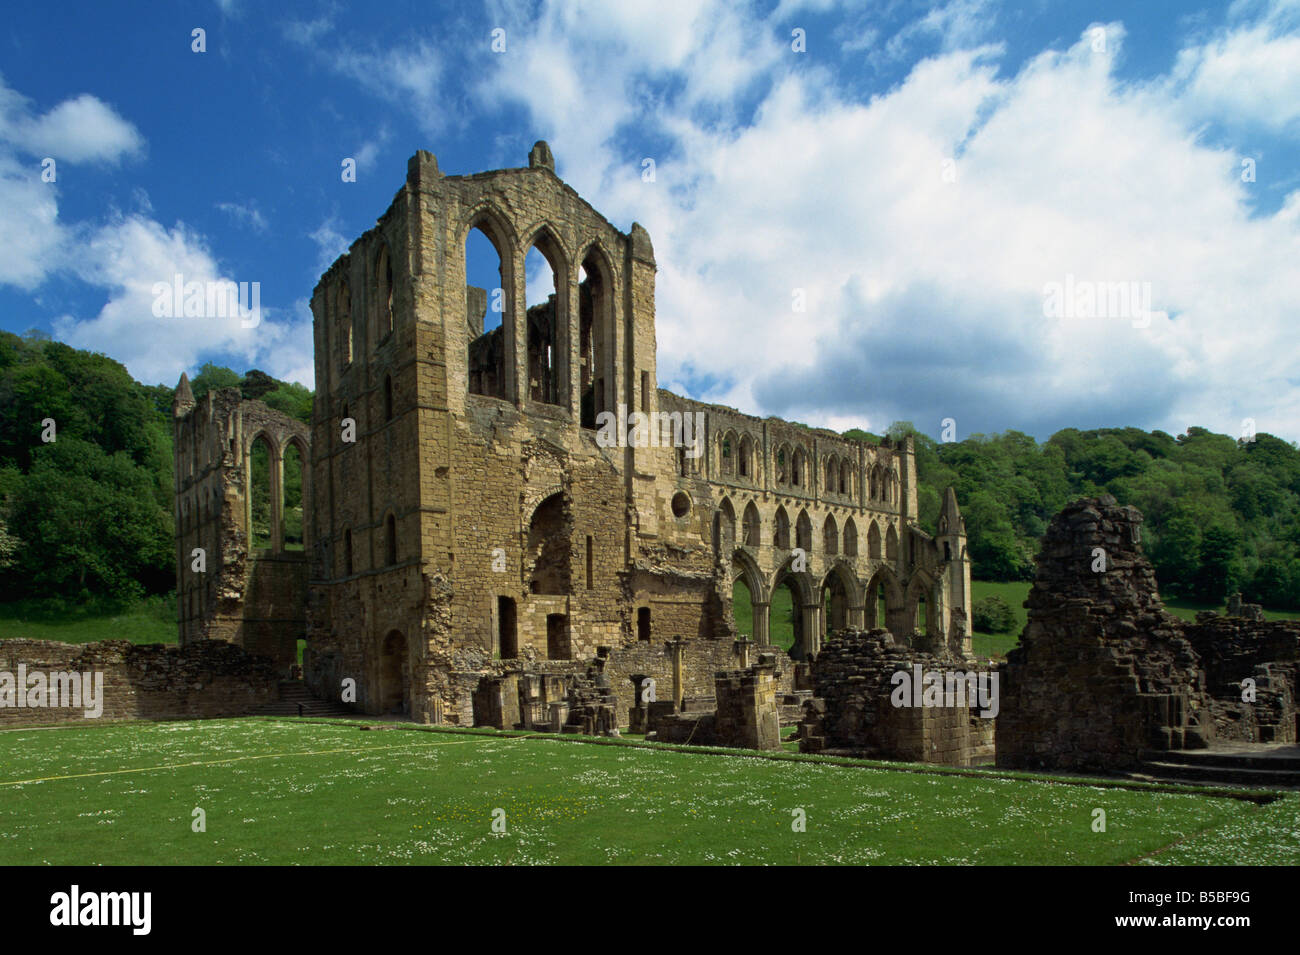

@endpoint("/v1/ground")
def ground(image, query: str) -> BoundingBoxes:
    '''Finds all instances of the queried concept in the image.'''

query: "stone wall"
[172,380,309,673]
[648,657,781,750]
[799,629,996,765]
[0,639,280,726]
[1183,612,1298,743]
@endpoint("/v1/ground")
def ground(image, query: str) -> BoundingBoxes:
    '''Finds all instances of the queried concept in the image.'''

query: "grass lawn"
[0,718,1290,865]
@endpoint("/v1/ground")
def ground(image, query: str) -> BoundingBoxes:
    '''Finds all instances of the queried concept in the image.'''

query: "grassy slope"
[968,581,1299,660]
[0,719,1286,866]
[0,600,176,645]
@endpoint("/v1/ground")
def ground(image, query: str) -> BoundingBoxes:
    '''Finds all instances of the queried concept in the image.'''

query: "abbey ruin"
[170,142,973,729]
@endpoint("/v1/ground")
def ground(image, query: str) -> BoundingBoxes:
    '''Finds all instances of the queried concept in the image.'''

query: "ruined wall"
[801,629,996,766]
[997,497,1212,772]
[173,382,309,673]
[1183,613,1299,743]
[0,639,280,726]
[295,144,972,725]
[600,637,794,728]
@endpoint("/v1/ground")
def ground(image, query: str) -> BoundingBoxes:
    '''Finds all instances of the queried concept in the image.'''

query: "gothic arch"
[741,500,761,548]
[796,509,813,552]
[822,513,839,555]
[867,519,882,559]
[731,547,769,604]
[843,516,858,557]
[773,505,791,550]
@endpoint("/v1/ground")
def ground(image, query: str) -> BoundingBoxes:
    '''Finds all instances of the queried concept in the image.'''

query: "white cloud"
[309,217,350,275]
[479,4,1300,440]
[216,200,268,233]
[1170,7,1300,134]
[52,215,314,387]
[0,77,143,289]
[0,80,143,164]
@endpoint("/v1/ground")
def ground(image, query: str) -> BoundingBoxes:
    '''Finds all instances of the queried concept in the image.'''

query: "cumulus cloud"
[472,2,1300,441]
[0,77,144,288]
[50,215,314,387]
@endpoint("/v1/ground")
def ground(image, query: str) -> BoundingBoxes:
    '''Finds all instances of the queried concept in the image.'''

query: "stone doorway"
[379,630,410,715]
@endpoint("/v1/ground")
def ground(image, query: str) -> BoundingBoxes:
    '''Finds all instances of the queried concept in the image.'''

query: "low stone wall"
[800,629,996,766]
[0,639,281,726]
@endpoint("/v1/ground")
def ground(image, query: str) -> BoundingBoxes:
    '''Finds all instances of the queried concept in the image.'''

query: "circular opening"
[671,492,691,519]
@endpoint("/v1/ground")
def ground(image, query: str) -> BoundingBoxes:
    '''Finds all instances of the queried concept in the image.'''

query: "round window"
[671,492,691,519]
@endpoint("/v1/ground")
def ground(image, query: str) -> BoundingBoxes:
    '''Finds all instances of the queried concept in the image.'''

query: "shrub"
[972,594,1015,633]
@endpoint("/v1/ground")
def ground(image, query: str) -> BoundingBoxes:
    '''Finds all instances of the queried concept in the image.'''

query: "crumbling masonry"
[171,143,972,729]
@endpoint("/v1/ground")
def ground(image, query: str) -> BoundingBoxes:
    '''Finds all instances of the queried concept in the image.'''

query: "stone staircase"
[249,680,354,718]
[1131,744,1300,789]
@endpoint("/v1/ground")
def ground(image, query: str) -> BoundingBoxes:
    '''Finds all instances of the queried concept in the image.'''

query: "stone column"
[847,603,866,629]
[752,602,770,645]
[667,636,685,711]
[508,243,525,406]
[802,604,822,656]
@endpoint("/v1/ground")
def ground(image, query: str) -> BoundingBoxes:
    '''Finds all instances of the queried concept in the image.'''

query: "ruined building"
[171,143,972,726]
[998,496,1299,773]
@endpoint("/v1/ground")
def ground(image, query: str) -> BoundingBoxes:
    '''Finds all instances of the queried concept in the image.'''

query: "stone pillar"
[802,604,821,657]
[847,603,866,630]
[734,637,752,669]
[628,673,652,733]
[752,602,770,645]
[667,636,685,711]
[508,243,526,406]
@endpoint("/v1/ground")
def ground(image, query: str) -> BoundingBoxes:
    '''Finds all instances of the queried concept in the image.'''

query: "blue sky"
[2,0,1299,443]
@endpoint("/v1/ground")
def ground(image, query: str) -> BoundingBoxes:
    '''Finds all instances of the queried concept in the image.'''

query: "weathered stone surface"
[0,639,280,726]
[997,496,1300,772]
[157,146,976,730]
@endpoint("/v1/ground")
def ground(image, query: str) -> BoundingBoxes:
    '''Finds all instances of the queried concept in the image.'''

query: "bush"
[972,595,1016,633]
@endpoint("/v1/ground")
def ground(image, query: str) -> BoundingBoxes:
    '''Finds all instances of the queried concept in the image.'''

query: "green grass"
[0,718,1289,865]
[0,597,177,646]
[733,580,796,652]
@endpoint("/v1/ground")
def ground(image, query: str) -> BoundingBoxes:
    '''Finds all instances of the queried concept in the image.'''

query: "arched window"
[823,514,838,555]
[774,506,790,550]
[720,432,734,476]
[868,520,882,559]
[843,517,858,557]
[796,509,812,552]
[885,524,898,560]
[386,513,397,565]
[791,447,805,487]
[466,217,508,399]
[283,441,304,552]
[524,229,565,407]
[742,501,761,547]
[719,498,737,547]
[841,461,852,498]
[738,434,752,479]
[578,247,612,429]
[249,435,274,550]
